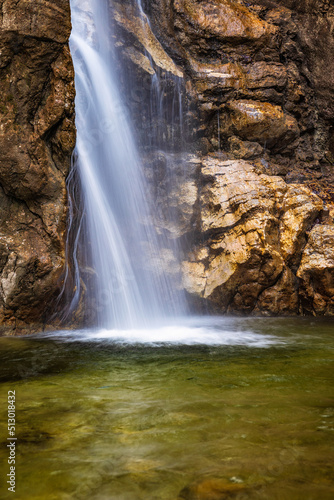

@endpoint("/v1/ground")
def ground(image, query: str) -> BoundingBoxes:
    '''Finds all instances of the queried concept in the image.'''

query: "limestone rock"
[113,0,334,317]
[199,158,286,232]
[245,61,288,90]
[254,268,299,316]
[113,1,183,77]
[1,0,71,43]
[181,157,325,315]
[145,152,199,238]
[190,60,287,100]
[190,60,245,97]
[280,185,324,267]
[297,225,334,315]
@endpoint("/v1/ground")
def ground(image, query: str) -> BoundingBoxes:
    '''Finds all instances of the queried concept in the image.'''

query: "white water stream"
[68,0,185,329]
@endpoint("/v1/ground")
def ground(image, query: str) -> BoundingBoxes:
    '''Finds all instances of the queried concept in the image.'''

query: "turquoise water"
[0,317,333,499]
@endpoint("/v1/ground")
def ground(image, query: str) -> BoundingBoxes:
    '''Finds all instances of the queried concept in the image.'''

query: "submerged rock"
[177,478,248,500]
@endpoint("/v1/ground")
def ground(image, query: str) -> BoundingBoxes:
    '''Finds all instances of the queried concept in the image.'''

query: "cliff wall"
[0,0,75,332]
[114,0,334,316]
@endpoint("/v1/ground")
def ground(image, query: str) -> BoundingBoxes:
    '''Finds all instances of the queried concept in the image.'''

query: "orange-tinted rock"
[174,0,275,44]
[121,0,334,317]
[190,60,245,96]
[279,185,324,267]
[190,60,287,98]
[113,1,183,77]
[228,136,263,159]
[254,268,299,316]
[199,158,286,232]
[244,61,287,90]
[223,100,299,149]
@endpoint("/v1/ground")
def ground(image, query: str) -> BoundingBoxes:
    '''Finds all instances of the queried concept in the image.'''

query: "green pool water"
[0,317,333,499]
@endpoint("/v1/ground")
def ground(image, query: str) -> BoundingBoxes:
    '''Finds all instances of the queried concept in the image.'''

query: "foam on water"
[39,318,282,347]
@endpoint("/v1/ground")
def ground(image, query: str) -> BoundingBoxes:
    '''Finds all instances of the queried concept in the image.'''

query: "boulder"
[222,100,299,149]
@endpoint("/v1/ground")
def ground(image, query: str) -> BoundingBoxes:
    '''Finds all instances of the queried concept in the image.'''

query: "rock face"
[0,0,75,332]
[114,0,334,316]
[181,157,324,315]
[297,226,334,316]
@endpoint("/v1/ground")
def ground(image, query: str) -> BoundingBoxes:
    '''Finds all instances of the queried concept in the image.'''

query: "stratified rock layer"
[0,0,75,332]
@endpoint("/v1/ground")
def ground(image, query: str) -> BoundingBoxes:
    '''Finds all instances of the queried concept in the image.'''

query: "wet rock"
[254,268,299,316]
[190,60,287,101]
[112,0,334,318]
[113,1,183,77]
[190,60,245,97]
[2,0,333,325]
[142,0,334,200]
[145,152,199,238]
[244,61,288,90]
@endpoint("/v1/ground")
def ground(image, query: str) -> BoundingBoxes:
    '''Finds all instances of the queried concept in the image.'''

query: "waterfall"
[67,0,186,328]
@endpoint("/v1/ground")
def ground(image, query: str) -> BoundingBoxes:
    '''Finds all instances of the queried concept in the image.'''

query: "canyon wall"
[0,0,75,332]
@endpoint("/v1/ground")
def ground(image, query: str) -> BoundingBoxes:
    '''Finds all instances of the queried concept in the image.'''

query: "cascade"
[66,0,186,328]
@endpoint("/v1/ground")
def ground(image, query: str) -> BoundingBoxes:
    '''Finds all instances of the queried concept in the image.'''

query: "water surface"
[0,317,333,499]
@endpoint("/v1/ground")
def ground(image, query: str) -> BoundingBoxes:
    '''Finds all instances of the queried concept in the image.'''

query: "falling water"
[67,0,186,328]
